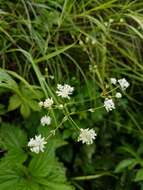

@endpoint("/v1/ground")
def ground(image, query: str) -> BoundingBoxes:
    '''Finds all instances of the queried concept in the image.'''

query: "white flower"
[59,104,64,109]
[118,78,130,90]
[109,18,114,23]
[56,84,74,99]
[110,78,117,85]
[39,101,43,107]
[120,18,124,23]
[115,92,122,99]
[78,128,97,145]
[85,37,90,43]
[41,115,51,126]
[91,39,96,45]
[104,22,108,26]
[104,98,115,112]
[43,98,53,108]
[79,40,84,46]
[28,134,47,153]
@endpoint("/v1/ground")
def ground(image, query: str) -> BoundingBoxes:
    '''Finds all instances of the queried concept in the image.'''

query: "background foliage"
[0,0,143,189]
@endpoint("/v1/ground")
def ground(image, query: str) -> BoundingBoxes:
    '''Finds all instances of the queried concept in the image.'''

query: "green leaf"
[29,134,66,177]
[27,100,40,111]
[20,103,31,118]
[0,124,74,190]
[115,158,137,173]
[0,149,27,168]
[0,69,19,91]
[0,104,6,115]
[135,169,143,182]
[0,167,40,190]
[0,123,27,150]
[8,94,21,111]
[28,129,74,190]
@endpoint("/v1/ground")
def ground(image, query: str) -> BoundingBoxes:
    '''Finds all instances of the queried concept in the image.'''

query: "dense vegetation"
[0,0,143,189]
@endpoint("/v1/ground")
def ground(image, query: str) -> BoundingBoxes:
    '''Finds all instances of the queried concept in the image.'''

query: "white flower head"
[85,36,90,43]
[120,18,124,23]
[56,84,74,99]
[109,18,114,23]
[39,101,44,107]
[91,39,96,45]
[118,78,130,91]
[110,78,117,85]
[41,115,51,126]
[115,92,122,99]
[79,40,84,46]
[43,98,53,108]
[28,134,47,154]
[104,22,108,26]
[59,104,64,109]
[104,98,115,112]
[78,128,97,145]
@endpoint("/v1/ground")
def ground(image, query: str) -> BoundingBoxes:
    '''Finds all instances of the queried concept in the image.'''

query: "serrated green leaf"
[0,149,27,168]
[8,94,21,111]
[0,123,27,150]
[0,168,21,190]
[17,179,40,190]
[28,129,74,190]
[28,136,66,178]
[0,167,40,190]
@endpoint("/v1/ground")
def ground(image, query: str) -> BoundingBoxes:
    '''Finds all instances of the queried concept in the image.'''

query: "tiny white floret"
[28,134,47,154]
[109,18,114,23]
[118,78,130,91]
[115,92,122,99]
[110,78,117,85]
[43,98,53,108]
[56,84,74,99]
[91,39,96,45]
[59,104,64,109]
[104,98,115,112]
[39,101,44,107]
[41,115,51,126]
[104,22,108,26]
[79,40,84,46]
[85,37,90,43]
[120,18,124,23]
[78,128,97,145]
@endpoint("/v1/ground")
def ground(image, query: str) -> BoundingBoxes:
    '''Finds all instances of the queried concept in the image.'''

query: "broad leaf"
[8,94,21,111]
[115,158,137,173]
[0,123,27,150]
[20,103,31,118]
[135,169,143,182]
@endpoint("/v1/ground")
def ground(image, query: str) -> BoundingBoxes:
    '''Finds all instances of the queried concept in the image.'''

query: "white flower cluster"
[27,77,130,152]
[28,83,74,153]
[39,98,53,108]
[78,128,97,145]
[103,77,130,112]
[56,84,74,99]
[115,92,122,99]
[28,135,47,154]
[110,77,130,91]
[110,78,117,85]
[104,98,115,112]
[118,78,130,91]
[41,115,51,126]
